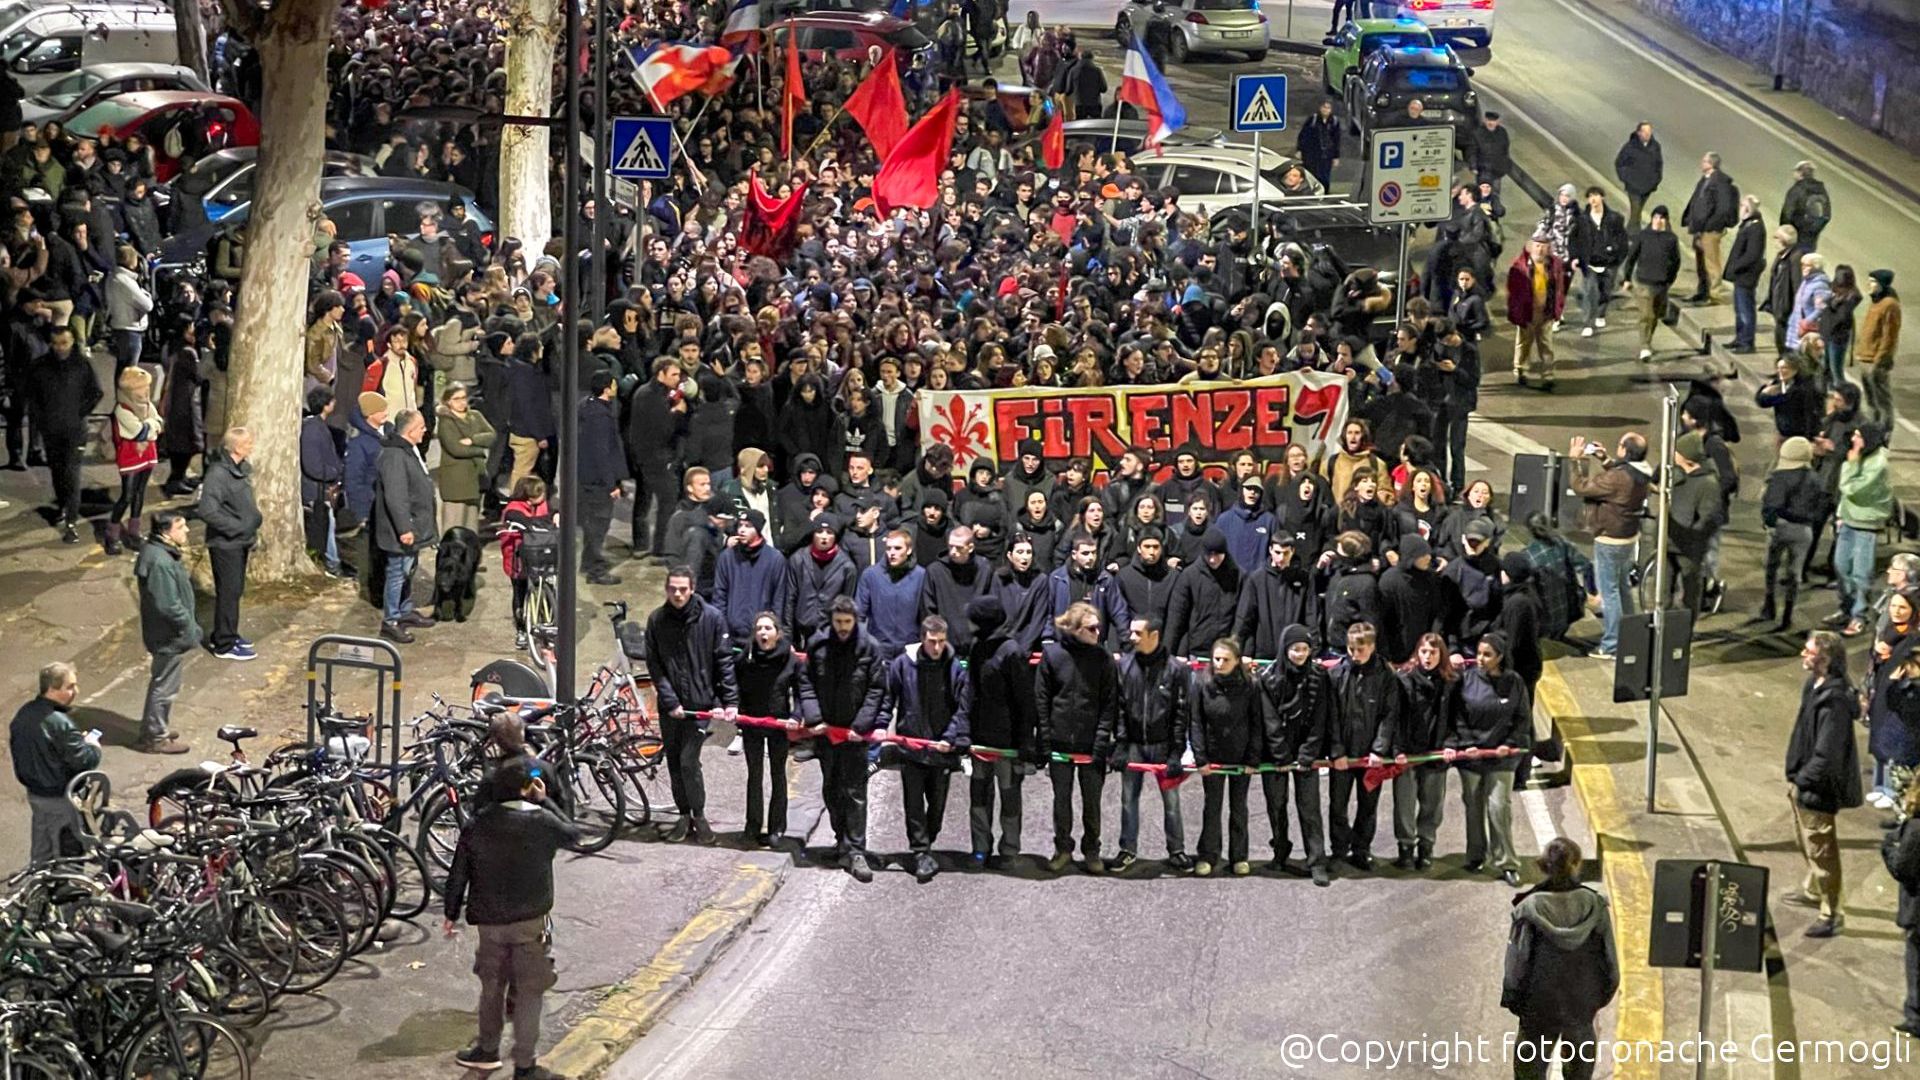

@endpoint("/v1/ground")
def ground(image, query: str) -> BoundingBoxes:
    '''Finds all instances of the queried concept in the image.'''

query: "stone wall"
[1620,0,1920,153]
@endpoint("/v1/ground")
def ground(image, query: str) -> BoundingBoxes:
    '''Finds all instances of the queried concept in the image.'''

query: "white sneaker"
[1638,349,1653,361]
[727,733,744,756]
[1595,317,1608,328]
[1870,791,1895,809]
[1551,320,1563,332]
[1580,326,1594,338]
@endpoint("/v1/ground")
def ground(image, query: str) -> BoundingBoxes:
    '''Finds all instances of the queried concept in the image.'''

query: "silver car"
[1115,0,1270,63]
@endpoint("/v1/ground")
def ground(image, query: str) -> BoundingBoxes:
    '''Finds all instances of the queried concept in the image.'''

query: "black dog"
[432,526,482,622]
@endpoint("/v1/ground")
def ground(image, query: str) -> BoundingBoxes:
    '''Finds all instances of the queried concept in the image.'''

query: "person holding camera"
[1565,433,1652,660]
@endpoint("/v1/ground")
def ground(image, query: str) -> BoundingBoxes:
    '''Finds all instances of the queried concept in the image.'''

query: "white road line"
[1470,80,1632,210]
[1465,416,1551,459]
[1518,786,1558,855]
[81,663,144,706]
[1465,455,1488,475]
[1539,0,1920,229]
[1900,416,1920,441]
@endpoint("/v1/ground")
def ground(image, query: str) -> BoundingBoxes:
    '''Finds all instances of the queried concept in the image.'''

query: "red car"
[66,91,261,183]
[770,12,933,63]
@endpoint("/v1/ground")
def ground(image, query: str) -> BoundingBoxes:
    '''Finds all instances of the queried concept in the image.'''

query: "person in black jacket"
[1037,600,1121,874]
[373,410,438,643]
[1680,151,1737,303]
[1612,122,1663,232]
[627,358,686,558]
[1296,99,1342,190]
[1759,437,1828,630]
[1327,621,1401,872]
[25,324,101,544]
[1785,630,1862,937]
[577,371,628,586]
[1447,631,1533,886]
[1392,633,1454,872]
[1468,113,1512,194]
[783,514,856,644]
[805,597,882,882]
[1882,783,1920,1036]
[866,615,970,883]
[1376,535,1445,665]
[1189,636,1262,877]
[1237,534,1320,659]
[646,567,739,845]
[736,613,817,848]
[1501,838,1620,1080]
[1114,528,1177,630]
[1780,161,1832,251]
[962,596,1037,865]
[443,757,582,1076]
[11,661,101,863]
[920,525,995,652]
[1754,354,1823,442]
[1567,187,1629,337]
[1621,206,1682,362]
[1723,197,1768,353]
[1321,531,1382,650]
[1166,530,1239,659]
[1258,623,1332,885]
[1761,225,1812,358]
[1112,614,1192,874]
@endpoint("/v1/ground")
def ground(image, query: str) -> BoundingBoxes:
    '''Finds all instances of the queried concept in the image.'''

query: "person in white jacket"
[104,245,153,374]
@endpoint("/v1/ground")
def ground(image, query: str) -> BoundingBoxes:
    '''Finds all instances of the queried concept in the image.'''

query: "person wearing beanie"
[713,509,788,642]
[1755,351,1824,441]
[1255,623,1332,883]
[1666,429,1727,617]
[1835,423,1894,636]
[1858,268,1902,426]
[961,594,1037,866]
[1111,612,1193,875]
[1620,203,1682,361]
[1166,528,1240,659]
[782,514,856,646]
[1217,476,1277,576]
[1376,535,1444,665]
[344,390,392,531]
[910,489,954,568]
[1759,436,1828,630]
[1447,630,1532,887]
[954,458,1010,564]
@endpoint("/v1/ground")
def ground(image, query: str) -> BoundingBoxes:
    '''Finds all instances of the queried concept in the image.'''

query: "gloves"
[1109,751,1128,774]
[1092,735,1114,763]
[1163,759,1184,779]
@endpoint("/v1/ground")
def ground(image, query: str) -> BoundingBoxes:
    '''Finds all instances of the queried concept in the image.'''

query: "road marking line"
[1470,81,1633,213]
[1536,663,1663,1080]
[1518,785,1557,854]
[1467,416,1551,459]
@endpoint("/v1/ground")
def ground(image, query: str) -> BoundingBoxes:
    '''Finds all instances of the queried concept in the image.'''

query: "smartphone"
[86,729,102,741]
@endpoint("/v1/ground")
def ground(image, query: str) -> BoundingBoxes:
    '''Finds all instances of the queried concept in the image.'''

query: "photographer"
[1566,434,1652,660]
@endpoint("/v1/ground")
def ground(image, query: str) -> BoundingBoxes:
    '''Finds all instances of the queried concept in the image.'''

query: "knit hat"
[1870,268,1895,289]
[1201,528,1227,556]
[358,391,388,417]
[1398,535,1432,563]
[966,595,1006,636]
[1500,551,1532,583]
[1281,624,1313,654]
[1557,183,1576,199]
[740,508,767,533]
[1464,517,1496,541]
[1777,436,1813,469]
[1017,438,1044,459]
[705,495,736,519]
[810,513,841,536]
[1674,431,1706,464]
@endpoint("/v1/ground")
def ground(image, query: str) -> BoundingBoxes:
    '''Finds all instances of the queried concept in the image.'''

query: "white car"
[1375,0,1494,47]
[1127,145,1322,218]
[1115,0,1270,63]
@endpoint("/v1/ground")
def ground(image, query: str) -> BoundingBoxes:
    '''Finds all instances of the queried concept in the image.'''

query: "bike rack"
[305,634,404,766]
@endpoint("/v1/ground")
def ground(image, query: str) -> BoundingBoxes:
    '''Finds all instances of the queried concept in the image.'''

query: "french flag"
[1118,38,1187,148]
[719,0,760,51]
[627,41,739,109]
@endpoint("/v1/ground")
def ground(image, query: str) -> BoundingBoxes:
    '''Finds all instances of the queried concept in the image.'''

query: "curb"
[542,861,785,1079]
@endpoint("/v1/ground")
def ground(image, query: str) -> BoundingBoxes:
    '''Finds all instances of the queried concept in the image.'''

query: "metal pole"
[590,0,610,323]
[1249,128,1263,272]
[1645,387,1678,814]
[1285,0,1293,42]
[1393,222,1409,323]
[1771,0,1790,91]
[1695,861,1722,1080]
[557,0,584,703]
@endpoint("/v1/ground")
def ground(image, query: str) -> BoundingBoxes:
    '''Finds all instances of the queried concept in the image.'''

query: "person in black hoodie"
[1322,531,1383,651]
[736,613,818,847]
[776,374,838,481]
[1166,530,1239,659]
[1047,458,1102,526]
[1447,631,1533,887]
[1002,439,1053,512]
[1501,838,1621,1080]
[783,514,857,645]
[962,596,1037,865]
[1165,495,1218,570]
[997,533,1052,650]
[1377,535,1445,665]
[1057,495,1126,574]
[1880,782,1920,1036]
[1037,601,1122,874]
[1393,633,1455,872]
[645,567,740,845]
[1785,630,1862,936]
[1442,517,1504,651]
[1258,624,1333,885]
[1113,614,1193,874]
[911,491,953,568]
[841,496,889,574]
[1189,636,1263,877]
[920,525,995,652]
[865,615,970,883]
[774,453,829,552]
[1237,534,1320,659]
[1327,621,1402,872]
[954,458,1010,564]
[1011,489,1064,570]
[684,362,738,477]
[1154,450,1212,519]
[1269,449,1336,560]
[1115,527,1178,630]
[805,597,883,882]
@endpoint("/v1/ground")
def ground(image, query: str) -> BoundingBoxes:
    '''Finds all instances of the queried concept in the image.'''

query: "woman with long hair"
[1337,470,1400,561]
[107,366,162,555]
[1190,637,1262,877]
[1446,631,1533,887]
[1394,632,1455,871]
[1868,591,1920,810]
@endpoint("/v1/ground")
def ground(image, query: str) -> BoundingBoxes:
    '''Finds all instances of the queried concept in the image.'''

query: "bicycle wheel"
[9,1053,90,1080]
[560,755,626,854]
[297,852,380,957]
[415,789,466,894]
[332,832,400,924]
[373,828,432,921]
[254,886,348,994]
[611,735,662,828]
[185,946,274,1028]
[116,1011,252,1080]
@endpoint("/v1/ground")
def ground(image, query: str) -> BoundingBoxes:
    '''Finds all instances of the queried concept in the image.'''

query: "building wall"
[1622,0,1920,153]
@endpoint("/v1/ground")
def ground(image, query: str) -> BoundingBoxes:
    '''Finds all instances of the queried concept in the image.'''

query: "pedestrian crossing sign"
[1231,74,1288,132]
[609,116,673,179]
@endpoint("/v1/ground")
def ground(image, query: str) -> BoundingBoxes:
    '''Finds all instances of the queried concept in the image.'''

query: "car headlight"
[1463,90,1478,106]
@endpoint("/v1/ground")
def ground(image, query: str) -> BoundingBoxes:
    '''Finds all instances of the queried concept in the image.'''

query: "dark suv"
[1346,45,1479,149]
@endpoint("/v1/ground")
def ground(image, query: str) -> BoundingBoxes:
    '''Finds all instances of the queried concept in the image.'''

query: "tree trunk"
[171,0,210,85]
[501,0,561,248]
[223,0,331,583]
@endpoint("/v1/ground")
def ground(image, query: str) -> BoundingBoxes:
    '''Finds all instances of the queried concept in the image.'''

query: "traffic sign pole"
[1230,73,1288,275]
[1250,128,1262,268]
[1395,223,1409,323]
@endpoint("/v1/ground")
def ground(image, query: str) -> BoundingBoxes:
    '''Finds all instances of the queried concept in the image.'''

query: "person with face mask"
[962,596,1038,867]
[805,596,883,882]
[1166,530,1240,660]
[1037,601,1121,875]
[736,613,817,848]
[1112,615,1192,875]
[1258,624,1332,885]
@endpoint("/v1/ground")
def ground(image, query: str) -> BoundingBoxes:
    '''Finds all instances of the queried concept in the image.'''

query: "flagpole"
[802,101,850,159]
[1111,37,1126,153]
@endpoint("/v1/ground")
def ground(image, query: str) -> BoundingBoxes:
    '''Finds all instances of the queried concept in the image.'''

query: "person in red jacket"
[1506,235,1568,392]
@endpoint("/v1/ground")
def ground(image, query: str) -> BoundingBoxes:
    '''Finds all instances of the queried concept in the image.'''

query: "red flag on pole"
[740,173,808,260]
[842,50,909,160]
[1040,97,1066,171]
[780,36,807,159]
[872,87,961,217]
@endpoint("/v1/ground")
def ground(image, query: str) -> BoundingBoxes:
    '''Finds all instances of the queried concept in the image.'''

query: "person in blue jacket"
[712,509,788,642]
[855,529,927,659]
[343,390,389,529]
[1217,475,1277,574]
[1044,535,1130,649]
[865,615,970,882]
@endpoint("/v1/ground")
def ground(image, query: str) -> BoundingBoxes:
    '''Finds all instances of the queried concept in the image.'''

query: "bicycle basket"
[520,529,561,574]
[617,620,648,663]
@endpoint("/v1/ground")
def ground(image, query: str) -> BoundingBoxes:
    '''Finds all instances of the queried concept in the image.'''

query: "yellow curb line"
[1539,663,1662,1080]
[543,863,781,1080]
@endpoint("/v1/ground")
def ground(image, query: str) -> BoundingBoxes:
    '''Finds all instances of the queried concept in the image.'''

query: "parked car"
[160,147,381,226]
[1319,17,1433,92]
[18,61,204,126]
[1049,117,1227,155]
[1130,144,1321,218]
[769,12,932,63]
[1378,0,1494,47]
[67,90,258,182]
[0,4,176,94]
[1116,0,1268,63]
[157,176,494,287]
[768,0,1005,55]
[1345,46,1479,148]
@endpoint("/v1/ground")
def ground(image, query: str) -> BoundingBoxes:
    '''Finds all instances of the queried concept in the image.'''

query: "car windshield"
[891,23,930,48]
[1390,67,1463,92]
[31,68,101,107]
[0,27,40,61]
[1362,32,1429,54]
[65,97,148,137]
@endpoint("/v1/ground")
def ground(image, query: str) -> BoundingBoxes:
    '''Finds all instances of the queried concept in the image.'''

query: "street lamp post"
[557,0,584,703]
[590,0,611,324]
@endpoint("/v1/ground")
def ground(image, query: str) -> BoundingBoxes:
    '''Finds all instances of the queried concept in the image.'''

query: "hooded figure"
[954,458,1010,563]
[1217,477,1276,574]
[775,373,837,476]
[1166,529,1241,658]
[1376,535,1445,665]
[1501,850,1620,1067]
[1256,622,1333,880]
[963,595,1040,860]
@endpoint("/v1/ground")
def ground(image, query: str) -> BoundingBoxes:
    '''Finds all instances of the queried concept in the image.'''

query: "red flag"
[873,88,961,217]
[781,37,807,158]
[740,173,808,260]
[1040,99,1065,171]
[842,50,909,160]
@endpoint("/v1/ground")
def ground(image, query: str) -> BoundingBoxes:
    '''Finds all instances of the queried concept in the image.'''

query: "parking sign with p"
[1378,141,1404,170]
